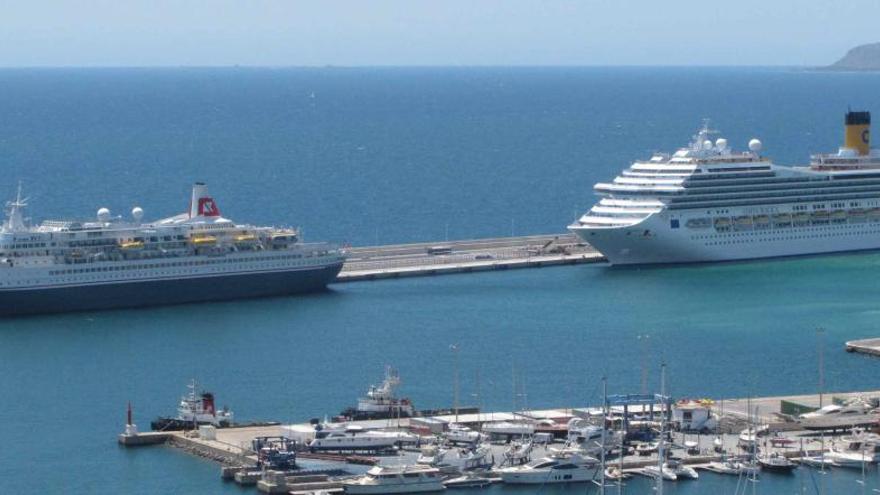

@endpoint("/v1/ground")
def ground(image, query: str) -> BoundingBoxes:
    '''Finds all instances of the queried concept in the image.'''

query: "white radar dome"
[748,139,762,152]
[702,140,713,150]
[97,207,111,222]
[715,138,728,149]
[131,206,144,221]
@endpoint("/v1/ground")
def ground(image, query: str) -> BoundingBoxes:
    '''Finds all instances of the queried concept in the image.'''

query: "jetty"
[845,338,880,357]
[338,233,603,282]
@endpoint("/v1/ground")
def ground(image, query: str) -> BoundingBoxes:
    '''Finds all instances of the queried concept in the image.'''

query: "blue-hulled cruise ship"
[0,183,345,315]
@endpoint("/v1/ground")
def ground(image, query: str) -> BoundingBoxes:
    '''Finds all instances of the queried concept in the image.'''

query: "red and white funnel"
[189,182,221,218]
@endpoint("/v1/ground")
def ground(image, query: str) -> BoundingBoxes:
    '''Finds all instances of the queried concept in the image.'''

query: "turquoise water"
[1,68,880,493]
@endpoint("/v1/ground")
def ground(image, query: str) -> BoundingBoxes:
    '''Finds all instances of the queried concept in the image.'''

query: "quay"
[846,338,880,357]
[337,233,603,282]
[120,388,880,493]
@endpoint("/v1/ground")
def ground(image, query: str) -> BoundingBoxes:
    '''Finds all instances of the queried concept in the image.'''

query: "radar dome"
[702,140,713,150]
[715,138,728,149]
[748,139,763,152]
[97,207,111,222]
[131,206,144,221]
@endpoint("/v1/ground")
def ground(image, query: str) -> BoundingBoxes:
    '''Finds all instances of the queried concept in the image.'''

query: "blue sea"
[1,67,880,493]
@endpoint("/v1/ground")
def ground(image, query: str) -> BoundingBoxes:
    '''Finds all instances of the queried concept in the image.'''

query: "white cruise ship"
[0,183,345,315]
[569,111,880,265]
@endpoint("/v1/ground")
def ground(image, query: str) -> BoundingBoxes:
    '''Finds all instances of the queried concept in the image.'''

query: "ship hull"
[570,211,880,265]
[0,262,343,316]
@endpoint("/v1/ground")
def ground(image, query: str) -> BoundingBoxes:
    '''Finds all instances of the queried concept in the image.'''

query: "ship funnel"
[845,110,871,156]
[189,182,221,218]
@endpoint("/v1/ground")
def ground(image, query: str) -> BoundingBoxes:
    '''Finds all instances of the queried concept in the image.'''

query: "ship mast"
[4,182,28,233]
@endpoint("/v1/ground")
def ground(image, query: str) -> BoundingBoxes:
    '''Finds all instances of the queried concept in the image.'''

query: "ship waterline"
[0,182,345,315]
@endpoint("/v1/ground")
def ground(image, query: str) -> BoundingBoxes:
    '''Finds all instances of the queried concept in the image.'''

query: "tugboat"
[151,380,234,430]
[337,366,415,421]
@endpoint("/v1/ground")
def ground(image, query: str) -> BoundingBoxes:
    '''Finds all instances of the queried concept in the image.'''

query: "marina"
[119,378,880,493]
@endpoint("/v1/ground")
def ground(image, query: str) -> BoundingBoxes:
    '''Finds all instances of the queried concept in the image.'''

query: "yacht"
[569,111,880,264]
[308,423,418,452]
[498,453,598,484]
[416,443,493,472]
[825,432,880,467]
[566,419,623,455]
[0,182,345,314]
[444,423,481,445]
[343,465,445,494]
[797,398,879,430]
[482,420,535,439]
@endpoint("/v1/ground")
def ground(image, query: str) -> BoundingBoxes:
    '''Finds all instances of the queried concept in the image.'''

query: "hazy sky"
[0,1,877,67]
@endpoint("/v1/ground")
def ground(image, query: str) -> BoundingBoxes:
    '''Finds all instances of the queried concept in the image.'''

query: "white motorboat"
[343,465,445,494]
[417,443,493,472]
[713,436,724,453]
[445,423,481,445]
[738,425,768,449]
[797,399,880,430]
[635,441,658,456]
[708,457,760,476]
[666,458,699,479]
[309,423,418,452]
[566,419,623,455]
[502,439,533,466]
[604,466,629,480]
[800,455,838,468]
[825,432,880,467]
[643,463,677,481]
[499,453,598,484]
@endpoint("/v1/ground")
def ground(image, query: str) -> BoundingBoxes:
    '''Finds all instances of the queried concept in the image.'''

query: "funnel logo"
[198,197,220,217]
[864,129,870,145]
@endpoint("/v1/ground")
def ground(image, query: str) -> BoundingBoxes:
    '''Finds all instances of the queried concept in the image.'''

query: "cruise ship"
[569,111,880,265]
[0,183,345,315]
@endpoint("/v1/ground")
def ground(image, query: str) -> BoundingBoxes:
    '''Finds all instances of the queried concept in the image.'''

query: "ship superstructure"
[569,111,880,264]
[0,183,345,314]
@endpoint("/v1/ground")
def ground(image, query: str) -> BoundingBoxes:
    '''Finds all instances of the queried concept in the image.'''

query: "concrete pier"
[846,338,880,356]
[338,233,603,282]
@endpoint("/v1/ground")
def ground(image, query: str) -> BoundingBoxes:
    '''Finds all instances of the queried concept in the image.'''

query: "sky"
[0,0,877,67]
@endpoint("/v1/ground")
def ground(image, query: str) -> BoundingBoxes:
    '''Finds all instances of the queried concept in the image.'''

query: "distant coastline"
[823,42,880,71]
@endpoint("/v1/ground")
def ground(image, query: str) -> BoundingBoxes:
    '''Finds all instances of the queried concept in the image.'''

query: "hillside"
[827,42,880,70]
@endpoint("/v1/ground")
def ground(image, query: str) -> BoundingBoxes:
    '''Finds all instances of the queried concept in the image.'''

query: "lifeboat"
[753,215,770,227]
[811,211,830,224]
[868,208,880,220]
[793,213,810,225]
[714,217,731,229]
[733,216,753,230]
[235,233,257,243]
[685,218,711,229]
[849,208,867,219]
[831,210,847,222]
[771,213,792,226]
[190,235,217,246]
[119,240,144,250]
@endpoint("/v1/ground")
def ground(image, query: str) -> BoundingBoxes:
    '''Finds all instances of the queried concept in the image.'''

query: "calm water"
[1,67,880,493]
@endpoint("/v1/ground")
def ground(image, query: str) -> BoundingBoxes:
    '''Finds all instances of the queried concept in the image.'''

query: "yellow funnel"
[845,111,870,156]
